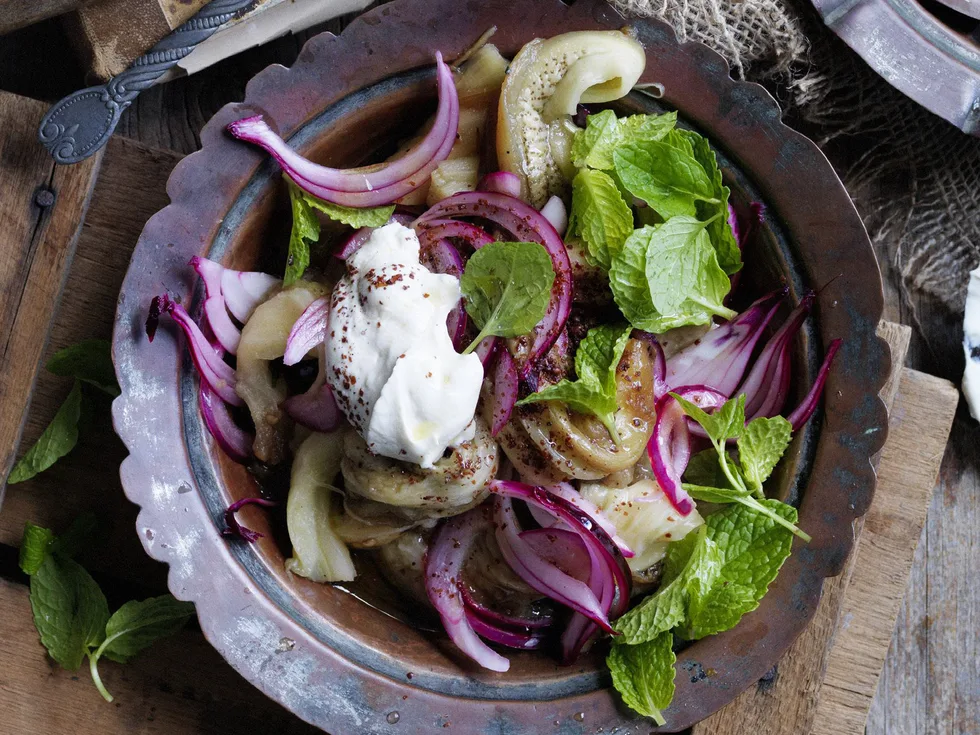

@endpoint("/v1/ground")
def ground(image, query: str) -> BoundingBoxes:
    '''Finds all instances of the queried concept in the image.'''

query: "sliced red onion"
[425,508,510,672]
[221,497,277,543]
[786,338,842,431]
[337,213,415,259]
[475,336,498,366]
[146,294,242,406]
[670,385,728,450]
[540,196,568,237]
[191,257,242,354]
[491,481,632,641]
[199,383,252,463]
[529,483,634,559]
[459,586,555,630]
[666,288,788,395]
[221,268,280,323]
[648,388,729,516]
[464,611,546,650]
[519,527,590,576]
[283,296,329,366]
[414,219,494,253]
[417,191,573,377]
[419,238,467,350]
[282,382,341,433]
[738,292,814,419]
[477,171,521,198]
[227,53,459,207]
[494,496,611,632]
[489,348,518,437]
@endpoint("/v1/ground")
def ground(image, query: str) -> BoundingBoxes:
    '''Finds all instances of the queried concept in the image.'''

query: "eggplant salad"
[146,30,840,725]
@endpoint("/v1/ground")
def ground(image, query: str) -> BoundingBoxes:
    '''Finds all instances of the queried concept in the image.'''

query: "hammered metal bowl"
[112,0,889,731]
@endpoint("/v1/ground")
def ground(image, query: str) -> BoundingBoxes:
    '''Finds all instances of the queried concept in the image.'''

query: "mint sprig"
[19,518,195,702]
[285,180,396,285]
[459,240,555,353]
[517,323,632,442]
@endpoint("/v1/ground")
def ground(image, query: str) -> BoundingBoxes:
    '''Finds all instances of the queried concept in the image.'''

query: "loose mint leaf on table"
[684,500,797,639]
[8,381,83,484]
[568,168,634,270]
[517,323,631,442]
[738,416,793,495]
[572,109,677,171]
[459,241,555,353]
[284,182,394,286]
[613,131,718,219]
[29,553,109,670]
[97,595,196,664]
[19,517,195,703]
[46,339,119,397]
[609,218,735,333]
[675,128,741,275]
[608,631,676,726]
[19,522,55,576]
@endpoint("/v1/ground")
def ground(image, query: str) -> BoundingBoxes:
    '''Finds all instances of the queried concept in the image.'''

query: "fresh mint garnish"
[613,131,719,219]
[20,518,195,702]
[8,381,83,484]
[285,180,395,285]
[46,339,120,397]
[568,168,634,271]
[609,218,736,333]
[571,109,677,171]
[608,631,676,726]
[459,240,555,353]
[517,323,632,441]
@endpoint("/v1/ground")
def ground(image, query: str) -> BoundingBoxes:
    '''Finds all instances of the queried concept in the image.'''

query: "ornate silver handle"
[38,0,258,164]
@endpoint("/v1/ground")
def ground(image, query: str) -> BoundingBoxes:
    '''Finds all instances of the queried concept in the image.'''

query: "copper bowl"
[111,0,890,731]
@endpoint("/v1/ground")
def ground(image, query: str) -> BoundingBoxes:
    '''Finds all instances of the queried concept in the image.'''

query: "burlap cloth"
[613,0,980,380]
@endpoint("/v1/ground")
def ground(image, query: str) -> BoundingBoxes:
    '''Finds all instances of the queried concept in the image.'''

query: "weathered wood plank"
[813,369,959,734]
[0,135,181,587]
[0,90,102,505]
[0,576,319,734]
[0,0,94,34]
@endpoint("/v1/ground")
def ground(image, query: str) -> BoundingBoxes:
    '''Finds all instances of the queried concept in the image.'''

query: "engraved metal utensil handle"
[38,0,258,164]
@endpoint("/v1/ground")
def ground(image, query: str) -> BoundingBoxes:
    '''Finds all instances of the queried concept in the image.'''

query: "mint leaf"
[615,527,720,644]
[19,522,55,576]
[683,484,750,504]
[683,449,739,489]
[675,129,741,275]
[9,381,83,484]
[29,554,109,670]
[285,182,320,286]
[46,340,119,397]
[568,168,634,270]
[610,220,735,333]
[460,241,555,351]
[613,132,718,219]
[739,416,793,495]
[285,182,396,286]
[302,195,395,229]
[97,596,196,664]
[517,323,631,440]
[572,109,677,171]
[684,500,797,639]
[673,393,746,446]
[608,632,676,726]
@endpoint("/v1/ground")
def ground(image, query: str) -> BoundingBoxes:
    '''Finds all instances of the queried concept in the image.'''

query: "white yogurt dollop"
[962,265,980,421]
[325,222,483,467]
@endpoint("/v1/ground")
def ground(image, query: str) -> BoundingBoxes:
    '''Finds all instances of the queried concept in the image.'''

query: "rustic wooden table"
[0,5,977,734]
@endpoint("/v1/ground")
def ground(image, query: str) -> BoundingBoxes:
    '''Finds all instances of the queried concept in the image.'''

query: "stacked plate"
[812,0,980,134]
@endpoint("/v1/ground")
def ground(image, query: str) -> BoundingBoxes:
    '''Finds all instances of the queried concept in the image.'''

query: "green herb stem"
[88,652,113,703]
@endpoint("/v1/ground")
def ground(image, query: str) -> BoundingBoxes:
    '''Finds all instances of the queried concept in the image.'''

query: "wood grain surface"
[0,0,94,34]
[0,90,102,502]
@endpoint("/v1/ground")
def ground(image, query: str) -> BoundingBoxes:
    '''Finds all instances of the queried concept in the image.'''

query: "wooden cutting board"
[0,90,960,733]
